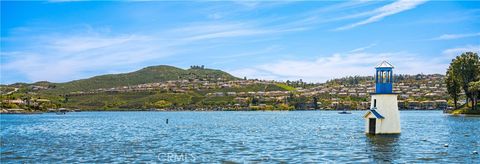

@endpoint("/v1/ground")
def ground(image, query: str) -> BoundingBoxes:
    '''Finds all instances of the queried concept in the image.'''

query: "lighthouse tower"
[363,61,401,134]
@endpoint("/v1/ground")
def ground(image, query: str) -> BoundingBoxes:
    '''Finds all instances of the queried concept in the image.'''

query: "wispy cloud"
[2,1,476,84]
[232,1,294,10]
[1,19,306,83]
[167,21,309,44]
[229,51,447,82]
[47,0,85,3]
[431,32,480,40]
[442,44,480,58]
[2,32,173,82]
[48,34,150,52]
[312,1,375,13]
[211,45,281,59]
[232,1,260,9]
[182,28,289,42]
[349,43,377,53]
[334,0,427,31]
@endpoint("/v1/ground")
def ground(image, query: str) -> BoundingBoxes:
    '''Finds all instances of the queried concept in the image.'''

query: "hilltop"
[56,65,239,93]
[6,65,238,94]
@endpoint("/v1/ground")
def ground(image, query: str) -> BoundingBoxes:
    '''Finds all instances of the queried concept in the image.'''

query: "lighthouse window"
[374,99,377,107]
[383,71,388,83]
[386,71,390,83]
[385,71,388,83]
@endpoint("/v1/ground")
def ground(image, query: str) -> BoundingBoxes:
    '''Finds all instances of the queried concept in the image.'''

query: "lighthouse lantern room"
[363,61,401,134]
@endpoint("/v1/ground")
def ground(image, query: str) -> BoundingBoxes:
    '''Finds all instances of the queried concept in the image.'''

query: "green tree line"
[445,52,480,111]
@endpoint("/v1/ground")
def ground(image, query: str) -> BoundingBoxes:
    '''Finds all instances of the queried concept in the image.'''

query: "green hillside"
[45,65,239,93]
[60,83,287,110]
[2,65,294,110]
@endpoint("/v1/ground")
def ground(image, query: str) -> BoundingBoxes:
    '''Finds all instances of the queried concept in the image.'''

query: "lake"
[1,111,479,163]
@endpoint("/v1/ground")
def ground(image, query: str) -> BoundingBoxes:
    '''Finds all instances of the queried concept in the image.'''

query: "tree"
[251,97,258,106]
[446,67,461,109]
[448,52,480,110]
[313,97,319,109]
[468,81,480,110]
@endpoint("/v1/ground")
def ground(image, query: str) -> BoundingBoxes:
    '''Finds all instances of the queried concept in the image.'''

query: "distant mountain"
[44,65,239,93]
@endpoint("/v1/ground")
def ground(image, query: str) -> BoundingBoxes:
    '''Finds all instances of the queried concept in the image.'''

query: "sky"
[1,0,479,84]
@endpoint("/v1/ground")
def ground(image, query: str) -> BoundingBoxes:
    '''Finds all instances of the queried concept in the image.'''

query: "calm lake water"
[1,111,479,163]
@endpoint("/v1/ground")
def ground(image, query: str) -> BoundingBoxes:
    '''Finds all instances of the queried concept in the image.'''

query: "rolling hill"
[43,65,239,93]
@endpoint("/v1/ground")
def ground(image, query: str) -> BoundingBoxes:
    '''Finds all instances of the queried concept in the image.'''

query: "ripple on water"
[1,111,480,163]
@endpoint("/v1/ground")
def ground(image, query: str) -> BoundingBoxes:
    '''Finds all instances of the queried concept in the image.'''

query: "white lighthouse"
[363,61,401,134]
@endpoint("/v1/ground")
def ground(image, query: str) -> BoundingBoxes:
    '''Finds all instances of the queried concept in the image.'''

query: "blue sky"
[1,0,479,84]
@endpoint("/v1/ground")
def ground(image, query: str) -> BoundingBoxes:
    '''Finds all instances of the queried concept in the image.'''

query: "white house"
[363,61,401,134]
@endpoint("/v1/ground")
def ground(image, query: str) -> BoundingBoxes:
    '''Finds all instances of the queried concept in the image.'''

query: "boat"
[55,108,69,115]
[338,109,352,114]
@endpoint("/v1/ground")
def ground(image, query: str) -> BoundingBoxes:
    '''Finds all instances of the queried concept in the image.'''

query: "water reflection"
[366,134,401,163]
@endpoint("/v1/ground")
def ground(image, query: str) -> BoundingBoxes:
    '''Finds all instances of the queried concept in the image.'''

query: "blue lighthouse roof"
[375,61,394,68]
[363,108,385,119]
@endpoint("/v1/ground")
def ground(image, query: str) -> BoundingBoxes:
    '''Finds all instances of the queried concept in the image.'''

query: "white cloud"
[335,0,427,31]
[208,13,223,19]
[48,34,150,52]
[431,32,480,40]
[232,1,293,10]
[47,0,84,2]
[1,29,174,82]
[211,45,281,59]
[2,44,174,83]
[229,51,447,83]
[172,22,307,42]
[442,45,480,58]
[233,1,260,9]
[349,43,377,53]
[229,68,280,81]
[231,44,476,82]
[1,20,306,83]
[313,1,375,13]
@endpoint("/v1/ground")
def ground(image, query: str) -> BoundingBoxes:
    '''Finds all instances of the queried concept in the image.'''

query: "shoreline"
[1,108,446,114]
[446,108,480,115]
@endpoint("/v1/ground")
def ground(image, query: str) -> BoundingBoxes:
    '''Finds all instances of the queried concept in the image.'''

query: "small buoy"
[473,151,478,154]
[444,144,449,147]
[166,119,169,124]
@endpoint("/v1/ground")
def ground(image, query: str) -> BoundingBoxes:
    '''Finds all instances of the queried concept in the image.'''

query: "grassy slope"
[449,105,480,115]
[64,83,289,110]
[66,92,198,110]
[275,83,296,91]
[3,65,294,110]
[42,65,239,94]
